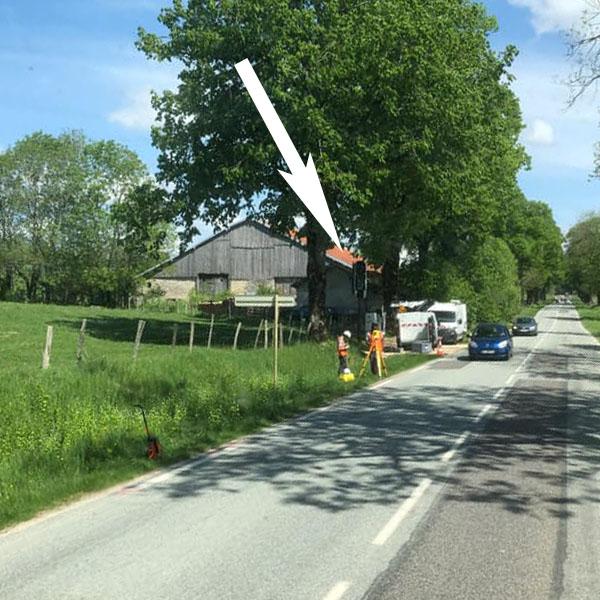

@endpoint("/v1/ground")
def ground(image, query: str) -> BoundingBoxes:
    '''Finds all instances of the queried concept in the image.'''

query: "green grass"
[576,305,600,339]
[0,301,434,530]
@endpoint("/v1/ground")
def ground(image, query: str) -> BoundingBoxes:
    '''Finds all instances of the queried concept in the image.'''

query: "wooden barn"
[142,219,381,314]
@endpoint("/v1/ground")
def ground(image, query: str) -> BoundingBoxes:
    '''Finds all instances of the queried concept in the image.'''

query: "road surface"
[1,305,599,599]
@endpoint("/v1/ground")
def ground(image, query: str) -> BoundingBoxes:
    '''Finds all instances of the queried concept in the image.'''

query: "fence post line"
[133,320,146,360]
[42,325,53,369]
[76,319,87,362]
[188,322,195,352]
[233,321,242,350]
[254,319,264,349]
[207,314,215,348]
[273,295,279,385]
[172,323,178,348]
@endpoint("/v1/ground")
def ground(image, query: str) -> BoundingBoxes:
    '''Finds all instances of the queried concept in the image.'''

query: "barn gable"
[146,220,312,297]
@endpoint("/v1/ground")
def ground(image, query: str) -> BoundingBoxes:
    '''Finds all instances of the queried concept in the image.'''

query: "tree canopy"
[138,0,553,330]
[566,213,600,303]
[0,131,173,305]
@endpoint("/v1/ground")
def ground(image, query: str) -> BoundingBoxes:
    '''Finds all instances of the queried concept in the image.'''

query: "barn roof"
[141,218,361,279]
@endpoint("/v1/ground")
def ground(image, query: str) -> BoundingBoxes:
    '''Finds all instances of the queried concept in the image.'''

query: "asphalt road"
[1,305,598,599]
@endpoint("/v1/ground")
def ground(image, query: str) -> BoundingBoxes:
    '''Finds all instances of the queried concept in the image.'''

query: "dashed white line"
[441,447,458,463]
[372,478,432,546]
[323,581,351,600]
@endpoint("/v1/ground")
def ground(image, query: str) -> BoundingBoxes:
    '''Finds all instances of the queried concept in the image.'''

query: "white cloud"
[106,63,179,131]
[526,118,555,144]
[507,0,588,34]
[509,53,599,171]
[108,87,156,130]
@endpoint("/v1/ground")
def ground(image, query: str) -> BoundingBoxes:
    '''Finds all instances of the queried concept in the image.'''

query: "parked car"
[468,323,513,361]
[512,316,538,336]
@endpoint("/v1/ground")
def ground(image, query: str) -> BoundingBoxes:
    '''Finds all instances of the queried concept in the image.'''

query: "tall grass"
[0,301,433,529]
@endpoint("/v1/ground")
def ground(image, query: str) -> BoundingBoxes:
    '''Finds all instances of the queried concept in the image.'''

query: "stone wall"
[147,278,195,300]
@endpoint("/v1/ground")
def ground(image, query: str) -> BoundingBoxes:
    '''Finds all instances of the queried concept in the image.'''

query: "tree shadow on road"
[133,329,600,521]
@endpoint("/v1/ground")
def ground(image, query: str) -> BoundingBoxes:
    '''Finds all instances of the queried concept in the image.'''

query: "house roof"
[289,230,378,271]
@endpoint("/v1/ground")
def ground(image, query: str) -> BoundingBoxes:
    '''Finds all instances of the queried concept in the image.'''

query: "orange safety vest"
[337,335,349,357]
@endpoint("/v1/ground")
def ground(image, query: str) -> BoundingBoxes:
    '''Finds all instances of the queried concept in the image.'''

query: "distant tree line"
[0,131,173,306]
[137,0,564,331]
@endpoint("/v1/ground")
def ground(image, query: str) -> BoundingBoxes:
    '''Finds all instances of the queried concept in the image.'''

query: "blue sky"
[1,0,598,234]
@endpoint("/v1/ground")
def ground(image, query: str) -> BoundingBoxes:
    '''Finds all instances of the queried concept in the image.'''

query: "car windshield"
[474,324,506,337]
[516,317,534,324]
[433,311,456,323]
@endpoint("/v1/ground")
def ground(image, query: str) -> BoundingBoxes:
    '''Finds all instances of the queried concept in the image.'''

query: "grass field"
[576,304,600,340]
[0,301,434,530]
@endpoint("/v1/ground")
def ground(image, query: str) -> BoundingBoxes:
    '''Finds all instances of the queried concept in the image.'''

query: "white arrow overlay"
[234,59,341,249]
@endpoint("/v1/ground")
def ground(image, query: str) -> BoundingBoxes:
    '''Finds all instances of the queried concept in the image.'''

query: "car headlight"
[498,340,508,349]
[469,341,478,349]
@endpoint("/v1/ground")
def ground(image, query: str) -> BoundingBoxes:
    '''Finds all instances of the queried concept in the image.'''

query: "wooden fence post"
[254,319,264,349]
[288,327,294,345]
[172,323,178,348]
[233,321,242,350]
[133,320,146,360]
[188,322,195,352]
[77,319,87,362]
[264,319,269,349]
[279,322,284,348]
[42,325,53,369]
[273,295,279,384]
[207,314,215,348]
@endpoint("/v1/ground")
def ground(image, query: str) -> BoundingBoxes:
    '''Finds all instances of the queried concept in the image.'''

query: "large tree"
[138,0,528,338]
[566,213,600,303]
[0,131,172,304]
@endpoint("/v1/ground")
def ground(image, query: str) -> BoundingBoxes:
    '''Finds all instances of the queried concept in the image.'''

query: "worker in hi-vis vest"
[337,330,352,375]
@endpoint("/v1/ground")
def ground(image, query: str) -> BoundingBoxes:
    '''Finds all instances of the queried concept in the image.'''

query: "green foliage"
[0,131,174,306]
[0,301,432,529]
[566,213,600,303]
[466,237,521,323]
[504,197,565,302]
[255,283,277,296]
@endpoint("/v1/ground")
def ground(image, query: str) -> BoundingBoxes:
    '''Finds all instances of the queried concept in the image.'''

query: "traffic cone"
[436,338,445,357]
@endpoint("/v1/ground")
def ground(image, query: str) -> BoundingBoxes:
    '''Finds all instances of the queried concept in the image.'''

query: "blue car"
[468,323,513,361]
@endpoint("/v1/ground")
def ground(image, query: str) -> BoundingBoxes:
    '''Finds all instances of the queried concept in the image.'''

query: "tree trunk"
[382,249,400,309]
[0,268,13,300]
[306,216,329,342]
[25,268,40,302]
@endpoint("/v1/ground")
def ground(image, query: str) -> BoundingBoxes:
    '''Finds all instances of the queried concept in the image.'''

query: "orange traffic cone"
[436,338,445,357]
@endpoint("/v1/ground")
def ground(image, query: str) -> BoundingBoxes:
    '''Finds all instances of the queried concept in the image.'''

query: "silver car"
[512,316,538,336]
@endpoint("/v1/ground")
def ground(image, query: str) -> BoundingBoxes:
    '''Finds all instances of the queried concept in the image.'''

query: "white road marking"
[372,478,432,546]
[323,581,351,600]
[441,448,458,463]
[480,403,494,416]
[441,430,470,462]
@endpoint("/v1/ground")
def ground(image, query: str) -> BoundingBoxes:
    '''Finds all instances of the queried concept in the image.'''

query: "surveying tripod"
[359,329,387,378]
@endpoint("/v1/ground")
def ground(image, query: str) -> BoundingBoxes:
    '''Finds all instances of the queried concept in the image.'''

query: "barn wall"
[154,222,308,281]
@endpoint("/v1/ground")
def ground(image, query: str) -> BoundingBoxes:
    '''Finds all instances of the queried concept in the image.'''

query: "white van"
[428,300,467,343]
[396,311,438,348]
